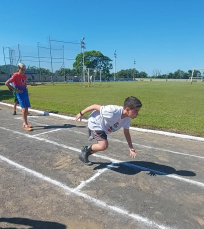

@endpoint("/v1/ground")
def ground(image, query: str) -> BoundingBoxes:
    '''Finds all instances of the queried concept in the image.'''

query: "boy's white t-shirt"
[88,105,131,134]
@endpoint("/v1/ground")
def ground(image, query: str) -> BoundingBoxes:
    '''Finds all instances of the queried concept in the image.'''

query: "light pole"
[114,50,117,81]
[81,37,85,82]
[133,60,136,81]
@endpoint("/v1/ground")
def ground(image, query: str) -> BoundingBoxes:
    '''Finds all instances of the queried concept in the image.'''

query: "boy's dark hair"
[124,96,142,109]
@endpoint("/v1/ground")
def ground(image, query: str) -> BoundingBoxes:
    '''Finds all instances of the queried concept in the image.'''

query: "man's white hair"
[18,63,26,69]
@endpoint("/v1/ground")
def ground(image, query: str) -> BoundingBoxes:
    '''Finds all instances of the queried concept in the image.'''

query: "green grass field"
[0,81,204,137]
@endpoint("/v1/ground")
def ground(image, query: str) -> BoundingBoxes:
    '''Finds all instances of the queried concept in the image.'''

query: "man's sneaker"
[23,123,33,128]
[25,125,33,131]
[13,111,17,115]
[79,146,91,164]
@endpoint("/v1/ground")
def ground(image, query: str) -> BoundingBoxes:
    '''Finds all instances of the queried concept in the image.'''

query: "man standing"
[5,63,32,131]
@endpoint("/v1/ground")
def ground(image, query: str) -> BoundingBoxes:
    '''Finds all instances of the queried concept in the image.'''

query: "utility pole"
[49,36,54,84]
[37,42,42,82]
[81,37,85,82]
[114,50,117,81]
[133,60,136,81]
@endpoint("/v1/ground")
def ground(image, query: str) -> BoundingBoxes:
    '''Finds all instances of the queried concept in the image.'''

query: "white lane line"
[0,126,204,189]
[111,139,204,160]
[10,107,204,160]
[33,129,61,137]
[0,155,170,229]
[64,129,204,160]
[74,165,111,192]
[130,126,204,142]
[29,121,204,160]
[0,126,80,152]
[1,101,204,142]
[13,119,72,137]
[93,154,204,189]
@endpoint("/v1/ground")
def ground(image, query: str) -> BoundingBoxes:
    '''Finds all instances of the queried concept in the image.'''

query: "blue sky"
[1,0,204,76]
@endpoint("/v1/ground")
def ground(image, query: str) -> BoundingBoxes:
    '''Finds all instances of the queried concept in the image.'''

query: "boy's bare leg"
[14,103,17,112]
[79,140,109,164]
[91,140,109,154]
[22,108,28,125]
[13,103,17,115]
[22,108,32,131]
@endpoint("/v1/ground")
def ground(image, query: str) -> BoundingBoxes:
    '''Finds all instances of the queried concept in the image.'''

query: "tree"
[117,69,132,78]
[27,66,51,75]
[152,69,161,78]
[174,69,185,79]
[55,68,76,76]
[73,50,113,75]
[138,71,148,78]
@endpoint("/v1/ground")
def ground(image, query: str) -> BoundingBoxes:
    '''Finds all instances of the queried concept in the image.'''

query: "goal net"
[190,68,204,82]
[81,68,102,86]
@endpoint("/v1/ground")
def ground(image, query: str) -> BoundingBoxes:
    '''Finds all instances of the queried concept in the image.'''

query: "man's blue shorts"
[17,94,31,108]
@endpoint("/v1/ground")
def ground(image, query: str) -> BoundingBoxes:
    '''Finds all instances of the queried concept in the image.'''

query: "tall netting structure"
[2,46,20,75]
[46,36,81,82]
[2,36,81,83]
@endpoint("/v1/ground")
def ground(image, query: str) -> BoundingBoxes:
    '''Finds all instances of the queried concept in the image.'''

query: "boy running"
[75,96,142,164]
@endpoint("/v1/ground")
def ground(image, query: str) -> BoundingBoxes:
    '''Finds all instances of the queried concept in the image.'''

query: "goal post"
[81,67,102,86]
[190,68,204,83]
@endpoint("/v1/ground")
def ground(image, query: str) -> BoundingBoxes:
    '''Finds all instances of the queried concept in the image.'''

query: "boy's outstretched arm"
[123,128,137,158]
[75,104,101,121]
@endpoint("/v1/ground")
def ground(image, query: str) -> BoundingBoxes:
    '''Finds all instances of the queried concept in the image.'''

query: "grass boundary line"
[0,101,204,142]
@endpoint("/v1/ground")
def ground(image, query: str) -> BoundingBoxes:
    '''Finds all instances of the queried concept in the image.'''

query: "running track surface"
[0,103,204,229]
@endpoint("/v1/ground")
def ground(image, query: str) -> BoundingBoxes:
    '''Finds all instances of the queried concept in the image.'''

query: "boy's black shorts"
[88,128,107,141]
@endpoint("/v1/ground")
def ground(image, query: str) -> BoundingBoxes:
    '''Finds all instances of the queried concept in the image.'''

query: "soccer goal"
[190,68,204,83]
[82,68,102,86]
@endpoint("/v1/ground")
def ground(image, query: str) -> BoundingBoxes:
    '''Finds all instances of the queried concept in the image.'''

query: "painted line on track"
[1,101,204,142]
[13,118,204,160]
[74,166,111,192]
[0,155,170,229]
[33,128,62,137]
[93,154,204,189]
[0,126,204,189]
[111,139,204,160]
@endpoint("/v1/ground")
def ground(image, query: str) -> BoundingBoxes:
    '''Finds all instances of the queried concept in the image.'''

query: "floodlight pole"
[62,45,66,82]
[3,47,7,65]
[81,37,85,82]
[9,48,13,75]
[37,42,42,82]
[133,60,136,81]
[49,36,54,84]
[114,50,117,81]
[18,44,21,63]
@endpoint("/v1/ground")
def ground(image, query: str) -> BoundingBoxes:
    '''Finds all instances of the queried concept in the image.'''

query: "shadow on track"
[0,217,66,229]
[92,161,196,177]
[32,124,86,130]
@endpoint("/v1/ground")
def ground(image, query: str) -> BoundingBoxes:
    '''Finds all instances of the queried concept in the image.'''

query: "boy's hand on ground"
[129,148,136,158]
